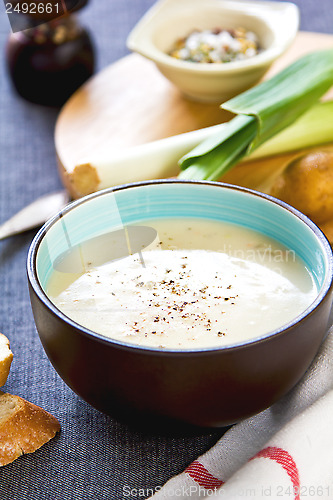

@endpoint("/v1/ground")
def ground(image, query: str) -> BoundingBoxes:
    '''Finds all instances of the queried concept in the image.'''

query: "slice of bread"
[0,391,61,466]
[0,334,13,387]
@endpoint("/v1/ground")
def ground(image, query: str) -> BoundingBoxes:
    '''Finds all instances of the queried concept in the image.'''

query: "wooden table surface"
[55,31,333,188]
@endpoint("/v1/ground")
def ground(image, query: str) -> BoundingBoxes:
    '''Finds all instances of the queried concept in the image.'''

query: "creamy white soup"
[46,218,318,349]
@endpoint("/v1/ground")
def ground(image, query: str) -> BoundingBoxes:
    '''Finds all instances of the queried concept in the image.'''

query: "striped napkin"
[150,325,333,499]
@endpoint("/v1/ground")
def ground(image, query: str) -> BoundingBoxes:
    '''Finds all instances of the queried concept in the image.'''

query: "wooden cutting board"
[55,31,333,198]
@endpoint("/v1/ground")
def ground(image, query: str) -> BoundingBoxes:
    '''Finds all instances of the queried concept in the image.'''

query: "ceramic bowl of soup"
[27,180,333,429]
[126,0,299,102]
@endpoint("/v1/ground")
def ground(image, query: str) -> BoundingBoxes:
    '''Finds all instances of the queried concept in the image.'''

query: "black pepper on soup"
[47,218,317,350]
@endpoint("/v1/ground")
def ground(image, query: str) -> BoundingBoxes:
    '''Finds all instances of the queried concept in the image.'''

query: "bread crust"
[0,334,13,387]
[0,391,61,466]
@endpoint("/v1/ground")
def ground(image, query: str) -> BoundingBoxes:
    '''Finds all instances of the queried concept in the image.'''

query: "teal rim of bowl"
[28,180,333,353]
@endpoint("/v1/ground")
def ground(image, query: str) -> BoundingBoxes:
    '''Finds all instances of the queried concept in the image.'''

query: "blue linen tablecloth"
[0,1,332,499]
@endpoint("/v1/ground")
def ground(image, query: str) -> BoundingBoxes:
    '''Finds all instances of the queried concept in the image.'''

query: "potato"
[270,149,333,225]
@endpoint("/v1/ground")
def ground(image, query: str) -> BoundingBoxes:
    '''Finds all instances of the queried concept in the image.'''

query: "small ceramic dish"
[27,180,333,429]
[127,0,299,102]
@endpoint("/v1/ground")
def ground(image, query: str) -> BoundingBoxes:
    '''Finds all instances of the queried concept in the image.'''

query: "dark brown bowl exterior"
[27,181,333,429]
[28,275,333,428]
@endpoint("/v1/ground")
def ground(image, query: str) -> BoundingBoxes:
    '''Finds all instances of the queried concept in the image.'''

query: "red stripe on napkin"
[251,446,300,500]
[185,460,224,490]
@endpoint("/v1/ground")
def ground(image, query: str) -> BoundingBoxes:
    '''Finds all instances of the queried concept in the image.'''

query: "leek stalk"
[179,49,333,180]
[68,101,333,199]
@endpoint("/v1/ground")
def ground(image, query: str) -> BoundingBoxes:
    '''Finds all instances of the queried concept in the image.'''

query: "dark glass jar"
[6,15,95,106]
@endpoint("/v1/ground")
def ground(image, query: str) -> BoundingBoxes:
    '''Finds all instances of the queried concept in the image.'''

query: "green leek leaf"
[179,49,333,180]
[249,101,333,159]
